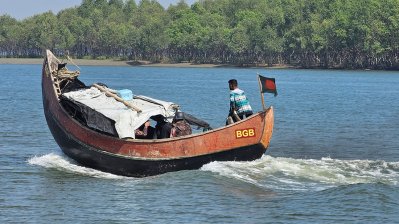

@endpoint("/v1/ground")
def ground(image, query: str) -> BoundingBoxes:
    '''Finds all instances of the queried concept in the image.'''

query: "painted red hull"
[42,50,274,177]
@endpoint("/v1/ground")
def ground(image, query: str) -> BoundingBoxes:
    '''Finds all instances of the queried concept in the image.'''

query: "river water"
[1,64,398,223]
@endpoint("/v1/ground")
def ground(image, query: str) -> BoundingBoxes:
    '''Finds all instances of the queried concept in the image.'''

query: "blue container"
[117,89,133,101]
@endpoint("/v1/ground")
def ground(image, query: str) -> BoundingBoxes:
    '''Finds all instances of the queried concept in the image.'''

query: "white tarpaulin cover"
[62,87,178,138]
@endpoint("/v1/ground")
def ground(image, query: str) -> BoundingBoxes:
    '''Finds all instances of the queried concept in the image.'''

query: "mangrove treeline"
[1,0,399,69]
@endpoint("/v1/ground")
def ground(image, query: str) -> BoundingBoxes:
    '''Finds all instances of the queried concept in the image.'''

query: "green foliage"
[0,0,398,69]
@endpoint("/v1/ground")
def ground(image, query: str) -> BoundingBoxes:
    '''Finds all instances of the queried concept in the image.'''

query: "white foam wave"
[28,153,126,179]
[201,155,399,191]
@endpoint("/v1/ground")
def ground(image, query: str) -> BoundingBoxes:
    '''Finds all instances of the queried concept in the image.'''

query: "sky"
[0,0,196,20]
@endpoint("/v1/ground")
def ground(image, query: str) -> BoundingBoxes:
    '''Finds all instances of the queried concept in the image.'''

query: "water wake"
[201,155,399,191]
[28,153,399,188]
[28,153,125,179]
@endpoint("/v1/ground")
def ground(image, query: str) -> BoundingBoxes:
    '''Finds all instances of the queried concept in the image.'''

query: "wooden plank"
[92,83,142,112]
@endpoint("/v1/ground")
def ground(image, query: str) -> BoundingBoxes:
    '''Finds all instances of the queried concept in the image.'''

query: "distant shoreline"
[0,58,292,69]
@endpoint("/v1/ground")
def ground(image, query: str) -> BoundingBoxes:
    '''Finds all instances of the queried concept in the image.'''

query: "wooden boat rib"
[42,50,274,177]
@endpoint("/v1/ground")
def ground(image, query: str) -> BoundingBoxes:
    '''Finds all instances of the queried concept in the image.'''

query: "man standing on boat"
[228,79,253,123]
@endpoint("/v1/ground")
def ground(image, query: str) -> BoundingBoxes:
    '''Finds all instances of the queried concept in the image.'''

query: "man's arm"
[229,92,236,113]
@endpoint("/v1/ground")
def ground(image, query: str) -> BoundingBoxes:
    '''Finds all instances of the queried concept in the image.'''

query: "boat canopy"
[62,86,178,138]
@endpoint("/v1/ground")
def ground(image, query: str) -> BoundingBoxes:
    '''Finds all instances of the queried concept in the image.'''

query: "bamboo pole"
[257,74,266,111]
[92,83,142,113]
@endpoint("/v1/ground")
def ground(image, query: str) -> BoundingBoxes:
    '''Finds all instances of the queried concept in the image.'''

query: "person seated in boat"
[170,111,192,138]
[135,120,155,139]
[227,79,253,123]
[152,115,173,139]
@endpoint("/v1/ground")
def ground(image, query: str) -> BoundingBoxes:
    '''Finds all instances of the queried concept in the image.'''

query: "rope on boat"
[54,68,80,79]
[66,54,81,71]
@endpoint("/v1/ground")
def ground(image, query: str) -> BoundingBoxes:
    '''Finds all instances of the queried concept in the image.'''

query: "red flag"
[258,75,277,96]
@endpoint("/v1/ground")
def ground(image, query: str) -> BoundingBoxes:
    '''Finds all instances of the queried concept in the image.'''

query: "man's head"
[228,79,238,90]
[173,111,184,123]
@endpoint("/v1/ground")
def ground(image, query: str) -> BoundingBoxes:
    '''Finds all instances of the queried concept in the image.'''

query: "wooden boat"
[42,50,274,177]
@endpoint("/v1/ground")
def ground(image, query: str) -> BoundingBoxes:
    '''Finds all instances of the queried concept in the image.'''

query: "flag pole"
[257,73,266,111]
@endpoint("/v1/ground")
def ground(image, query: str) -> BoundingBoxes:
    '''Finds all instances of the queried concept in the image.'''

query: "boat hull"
[45,107,266,177]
